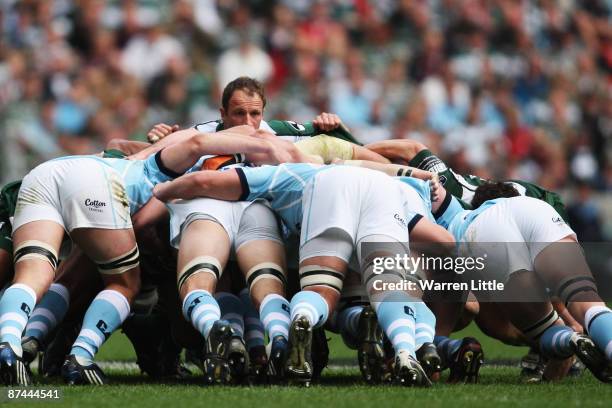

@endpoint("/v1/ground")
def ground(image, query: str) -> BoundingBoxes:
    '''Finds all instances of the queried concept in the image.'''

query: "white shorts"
[13,157,132,232]
[167,198,282,250]
[300,166,409,261]
[462,196,576,282]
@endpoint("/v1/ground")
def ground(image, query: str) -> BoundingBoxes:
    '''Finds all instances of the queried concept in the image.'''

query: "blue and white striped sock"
[182,290,220,339]
[71,289,130,365]
[434,335,462,362]
[260,293,290,340]
[415,302,436,350]
[290,291,329,328]
[0,283,37,356]
[216,292,245,338]
[23,283,69,345]
[337,305,363,345]
[239,289,265,350]
[539,325,574,359]
[374,297,417,357]
[585,305,612,360]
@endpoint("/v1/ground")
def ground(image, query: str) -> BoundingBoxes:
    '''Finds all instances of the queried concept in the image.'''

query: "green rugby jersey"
[410,149,568,220]
[193,119,361,145]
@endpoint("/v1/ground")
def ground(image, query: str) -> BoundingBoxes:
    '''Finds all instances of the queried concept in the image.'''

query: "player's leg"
[21,248,101,368]
[235,203,288,380]
[61,227,140,385]
[533,237,612,382]
[287,228,352,386]
[176,219,231,384]
[0,220,64,385]
[358,235,432,387]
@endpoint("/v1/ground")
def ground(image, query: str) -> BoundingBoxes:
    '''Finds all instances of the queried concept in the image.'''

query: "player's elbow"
[188,133,215,158]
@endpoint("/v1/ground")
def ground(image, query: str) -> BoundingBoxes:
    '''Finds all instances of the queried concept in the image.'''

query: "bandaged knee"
[14,240,59,269]
[177,256,222,292]
[299,265,344,294]
[521,309,560,341]
[246,262,287,291]
[96,246,139,275]
[555,275,599,305]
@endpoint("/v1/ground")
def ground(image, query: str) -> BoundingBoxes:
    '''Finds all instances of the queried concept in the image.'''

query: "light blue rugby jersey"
[235,163,332,234]
[396,177,435,222]
[51,154,173,215]
[434,193,501,241]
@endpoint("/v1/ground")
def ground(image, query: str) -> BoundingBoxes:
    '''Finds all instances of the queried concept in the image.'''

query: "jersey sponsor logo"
[394,213,408,228]
[552,216,564,225]
[85,199,106,213]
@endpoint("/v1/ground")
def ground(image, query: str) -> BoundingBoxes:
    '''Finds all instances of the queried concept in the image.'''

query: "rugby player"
[0,127,297,385]
[153,163,451,387]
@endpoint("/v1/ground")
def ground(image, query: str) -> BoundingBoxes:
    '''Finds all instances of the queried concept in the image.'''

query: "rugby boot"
[447,337,484,384]
[416,342,442,381]
[356,305,386,384]
[202,320,232,385]
[267,335,288,383]
[0,342,31,386]
[227,335,249,384]
[520,346,545,383]
[21,336,41,368]
[393,350,432,387]
[61,354,106,385]
[248,345,269,384]
[285,315,313,387]
[569,333,612,383]
[311,326,329,382]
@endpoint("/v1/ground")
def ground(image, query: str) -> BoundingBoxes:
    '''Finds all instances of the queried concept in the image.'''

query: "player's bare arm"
[153,169,242,202]
[336,159,433,180]
[365,139,427,164]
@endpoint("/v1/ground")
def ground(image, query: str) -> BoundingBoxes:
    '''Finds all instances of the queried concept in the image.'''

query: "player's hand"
[147,123,180,143]
[313,112,342,132]
[429,174,441,202]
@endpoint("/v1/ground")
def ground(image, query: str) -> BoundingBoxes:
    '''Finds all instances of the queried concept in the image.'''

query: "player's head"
[221,77,266,129]
[471,181,520,208]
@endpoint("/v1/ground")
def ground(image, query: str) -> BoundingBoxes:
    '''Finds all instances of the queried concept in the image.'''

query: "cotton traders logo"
[394,213,407,228]
[85,199,106,213]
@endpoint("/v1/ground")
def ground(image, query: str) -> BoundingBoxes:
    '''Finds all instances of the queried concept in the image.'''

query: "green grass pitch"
[3,324,611,407]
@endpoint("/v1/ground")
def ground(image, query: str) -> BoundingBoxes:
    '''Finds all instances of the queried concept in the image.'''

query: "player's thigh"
[70,227,141,299]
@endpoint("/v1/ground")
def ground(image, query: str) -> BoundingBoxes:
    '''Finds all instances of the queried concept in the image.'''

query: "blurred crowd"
[1,0,611,235]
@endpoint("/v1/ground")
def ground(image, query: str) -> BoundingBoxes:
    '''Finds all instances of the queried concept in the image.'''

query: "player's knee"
[14,240,59,270]
[246,262,286,294]
[299,265,344,294]
[177,255,222,293]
